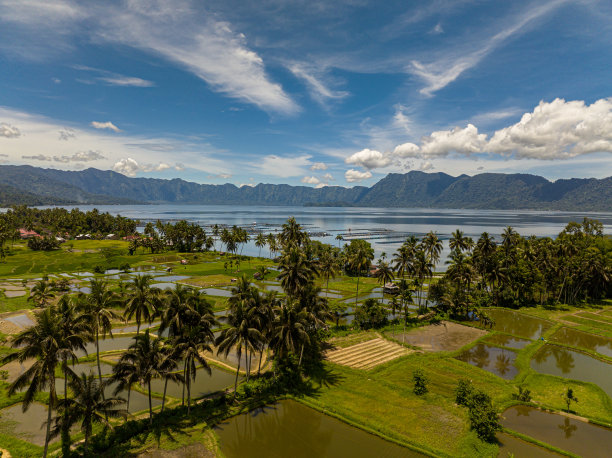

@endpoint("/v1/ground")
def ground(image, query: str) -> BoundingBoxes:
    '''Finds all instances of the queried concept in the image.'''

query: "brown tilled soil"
[325,337,411,370]
[389,321,487,352]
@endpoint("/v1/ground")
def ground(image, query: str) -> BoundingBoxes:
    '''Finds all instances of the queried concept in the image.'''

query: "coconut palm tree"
[450,229,474,254]
[28,279,56,308]
[422,231,443,267]
[216,299,263,396]
[159,344,185,413]
[112,330,165,424]
[55,372,126,453]
[123,274,160,335]
[255,232,267,258]
[270,298,310,367]
[278,246,318,298]
[2,307,66,457]
[280,216,308,248]
[256,290,278,374]
[335,234,343,248]
[374,260,395,301]
[55,295,90,455]
[319,248,340,298]
[393,235,419,280]
[347,240,374,306]
[81,279,121,396]
[175,325,213,414]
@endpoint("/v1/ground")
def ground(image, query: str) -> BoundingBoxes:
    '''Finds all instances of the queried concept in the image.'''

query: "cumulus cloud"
[419,161,434,171]
[22,154,52,161]
[91,121,121,132]
[53,150,105,163]
[113,158,139,176]
[345,169,372,183]
[420,124,487,157]
[58,128,76,140]
[487,98,612,159]
[393,142,419,157]
[301,176,320,184]
[0,123,21,138]
[345,148,392,169]
[322,172,334,181]
[310,162,328,171]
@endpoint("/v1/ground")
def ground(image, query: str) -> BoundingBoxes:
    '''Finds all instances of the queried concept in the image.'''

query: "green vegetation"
[0,213,609,457]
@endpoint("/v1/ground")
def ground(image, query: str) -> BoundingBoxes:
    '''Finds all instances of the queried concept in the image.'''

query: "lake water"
[40,205,612,261]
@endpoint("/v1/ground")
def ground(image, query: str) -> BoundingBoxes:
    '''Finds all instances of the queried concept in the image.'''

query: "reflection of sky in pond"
[501,406,612,457]
[456,343,518,379]
[5,314,34,328]
[531,345,612,397]
[155,275,190,282]
[203,288,232,297]
[484,309,553,339]
[549,328,612,358]
[484,334,531,350]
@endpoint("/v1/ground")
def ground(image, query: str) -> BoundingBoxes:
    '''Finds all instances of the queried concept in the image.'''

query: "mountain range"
[0,165,610,211]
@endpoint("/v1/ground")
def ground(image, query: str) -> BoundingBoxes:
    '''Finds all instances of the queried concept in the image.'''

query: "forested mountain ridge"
[0,165,610,211]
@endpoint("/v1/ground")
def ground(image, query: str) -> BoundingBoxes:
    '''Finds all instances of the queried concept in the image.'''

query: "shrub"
[512,386,531,402]
[93,265,106,274]
[466,390,500,442]
[27,235,60,251]
[354,298,388,329]
[455,379,474,406]
[412,369,428,395]
[119,263,131,272]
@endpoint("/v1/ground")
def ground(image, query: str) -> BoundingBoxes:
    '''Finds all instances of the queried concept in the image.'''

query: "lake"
[33,204,612,261]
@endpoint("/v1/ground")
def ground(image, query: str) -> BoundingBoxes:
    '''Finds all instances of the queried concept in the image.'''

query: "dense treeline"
[0,205,138,238]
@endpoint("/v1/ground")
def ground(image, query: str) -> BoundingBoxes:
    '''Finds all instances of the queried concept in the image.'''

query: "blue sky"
[1,0,611,187]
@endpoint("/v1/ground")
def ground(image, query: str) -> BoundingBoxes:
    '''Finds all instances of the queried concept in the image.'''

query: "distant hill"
[0,165,610,211]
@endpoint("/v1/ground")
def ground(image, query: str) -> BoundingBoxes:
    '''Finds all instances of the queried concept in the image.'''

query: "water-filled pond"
[482,309,553,339]
[549,327,612,358]
[114,321,161,334]
[531,344,612,398]
[5,313,34,328]
[0,402,57,446]
[484,334,531,350]
[496,432,560,457]
[456,343,518,379]
[202,288,232,297]
[154,275,190,282]
[148,366,241,399]
[152,282,177,290]
[67,361,115,377]
[501,405,612,457]
[78,336,134,356]
[215,400,423,457]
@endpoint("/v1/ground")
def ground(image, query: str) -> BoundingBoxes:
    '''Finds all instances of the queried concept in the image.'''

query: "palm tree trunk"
[148,380,153,425]
[258,349,264,375]
[95,326,108,421]
[233,348,242,400]
[43,373,55,458]
[298,343,304,367]
[187,364,192,415]
[61,358,70,456]
[355,275,360,306]
[182,361,187,406]
[161,377,169,412]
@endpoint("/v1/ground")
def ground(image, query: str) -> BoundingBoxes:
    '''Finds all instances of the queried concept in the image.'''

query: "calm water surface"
[215,400,423,458]
[43,205,612,260]
[501,406,612,457]
[549,327,612,358]
[456,343,518,379]
[484,309,553,339]
[531,345,612,397]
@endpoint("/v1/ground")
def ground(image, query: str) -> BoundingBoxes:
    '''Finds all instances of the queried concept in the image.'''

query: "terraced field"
[325,337,411,370]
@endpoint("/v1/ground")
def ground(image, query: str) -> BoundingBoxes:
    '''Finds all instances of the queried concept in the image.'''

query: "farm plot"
[325,337,411,370]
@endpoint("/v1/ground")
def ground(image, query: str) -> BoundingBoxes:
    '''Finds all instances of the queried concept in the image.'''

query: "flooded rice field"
[549,327,612,358]
[501,406,612,458]
[215,400,423,458]
[456,343,518,379]
[531,344,612,397]
[483,308,553,339]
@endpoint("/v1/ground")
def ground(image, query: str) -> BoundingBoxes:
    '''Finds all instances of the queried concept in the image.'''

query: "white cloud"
[0,123,20,138]
[22,154,51,161]
[310,162,328,171]
[91,121,121,132]
[58,128,76,140]
[97,76,155,87]
[487,98,612,159]
[288,63,348,107]
[345,169,372,182]
[254,154,313,178]
[322,172,334,181]
[239,183,255,187]
[393,142,419,157]
[409,1,570,95]
[420,124,487,157]
[345,148,392,169]
[301,176,320,184]
[392,105,412,133]
[208,172,232,179]
[54,150,105,163]
[112,158,139,176]
[315,183,328,188]
[431,23,444,34]
[52,77,61,84]
[419,161,434,171]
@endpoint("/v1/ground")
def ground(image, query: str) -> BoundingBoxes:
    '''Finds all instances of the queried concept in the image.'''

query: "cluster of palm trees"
[436,219,611,314]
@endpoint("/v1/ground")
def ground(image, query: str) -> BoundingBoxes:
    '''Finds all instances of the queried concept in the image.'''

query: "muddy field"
[388,321,487,352]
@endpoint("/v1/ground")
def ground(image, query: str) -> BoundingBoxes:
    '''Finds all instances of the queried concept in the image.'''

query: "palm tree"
[28,279,56,308]
[175,326,213,414]
[159,345,184,413]
[347,240,374,306]
[55,295,90,455]
[422,231,443,267]
[450,229,473,254]
[413,249,433,310]
[216,300,263,395]
[255,232,267,258]
[160,283,193,339]
[335,234,343,248]
[393,235,419,280]
[1,307,65,457]
[278,246,318,298]
[270,298,310,367]
[374,260,395,301]
[55,372,126,453]
[81,279,121,396]
[280,217,308,248]
[112,330,165,424]
[124,274,160,335]
[256,290,278,374]
[319,249,340,298]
